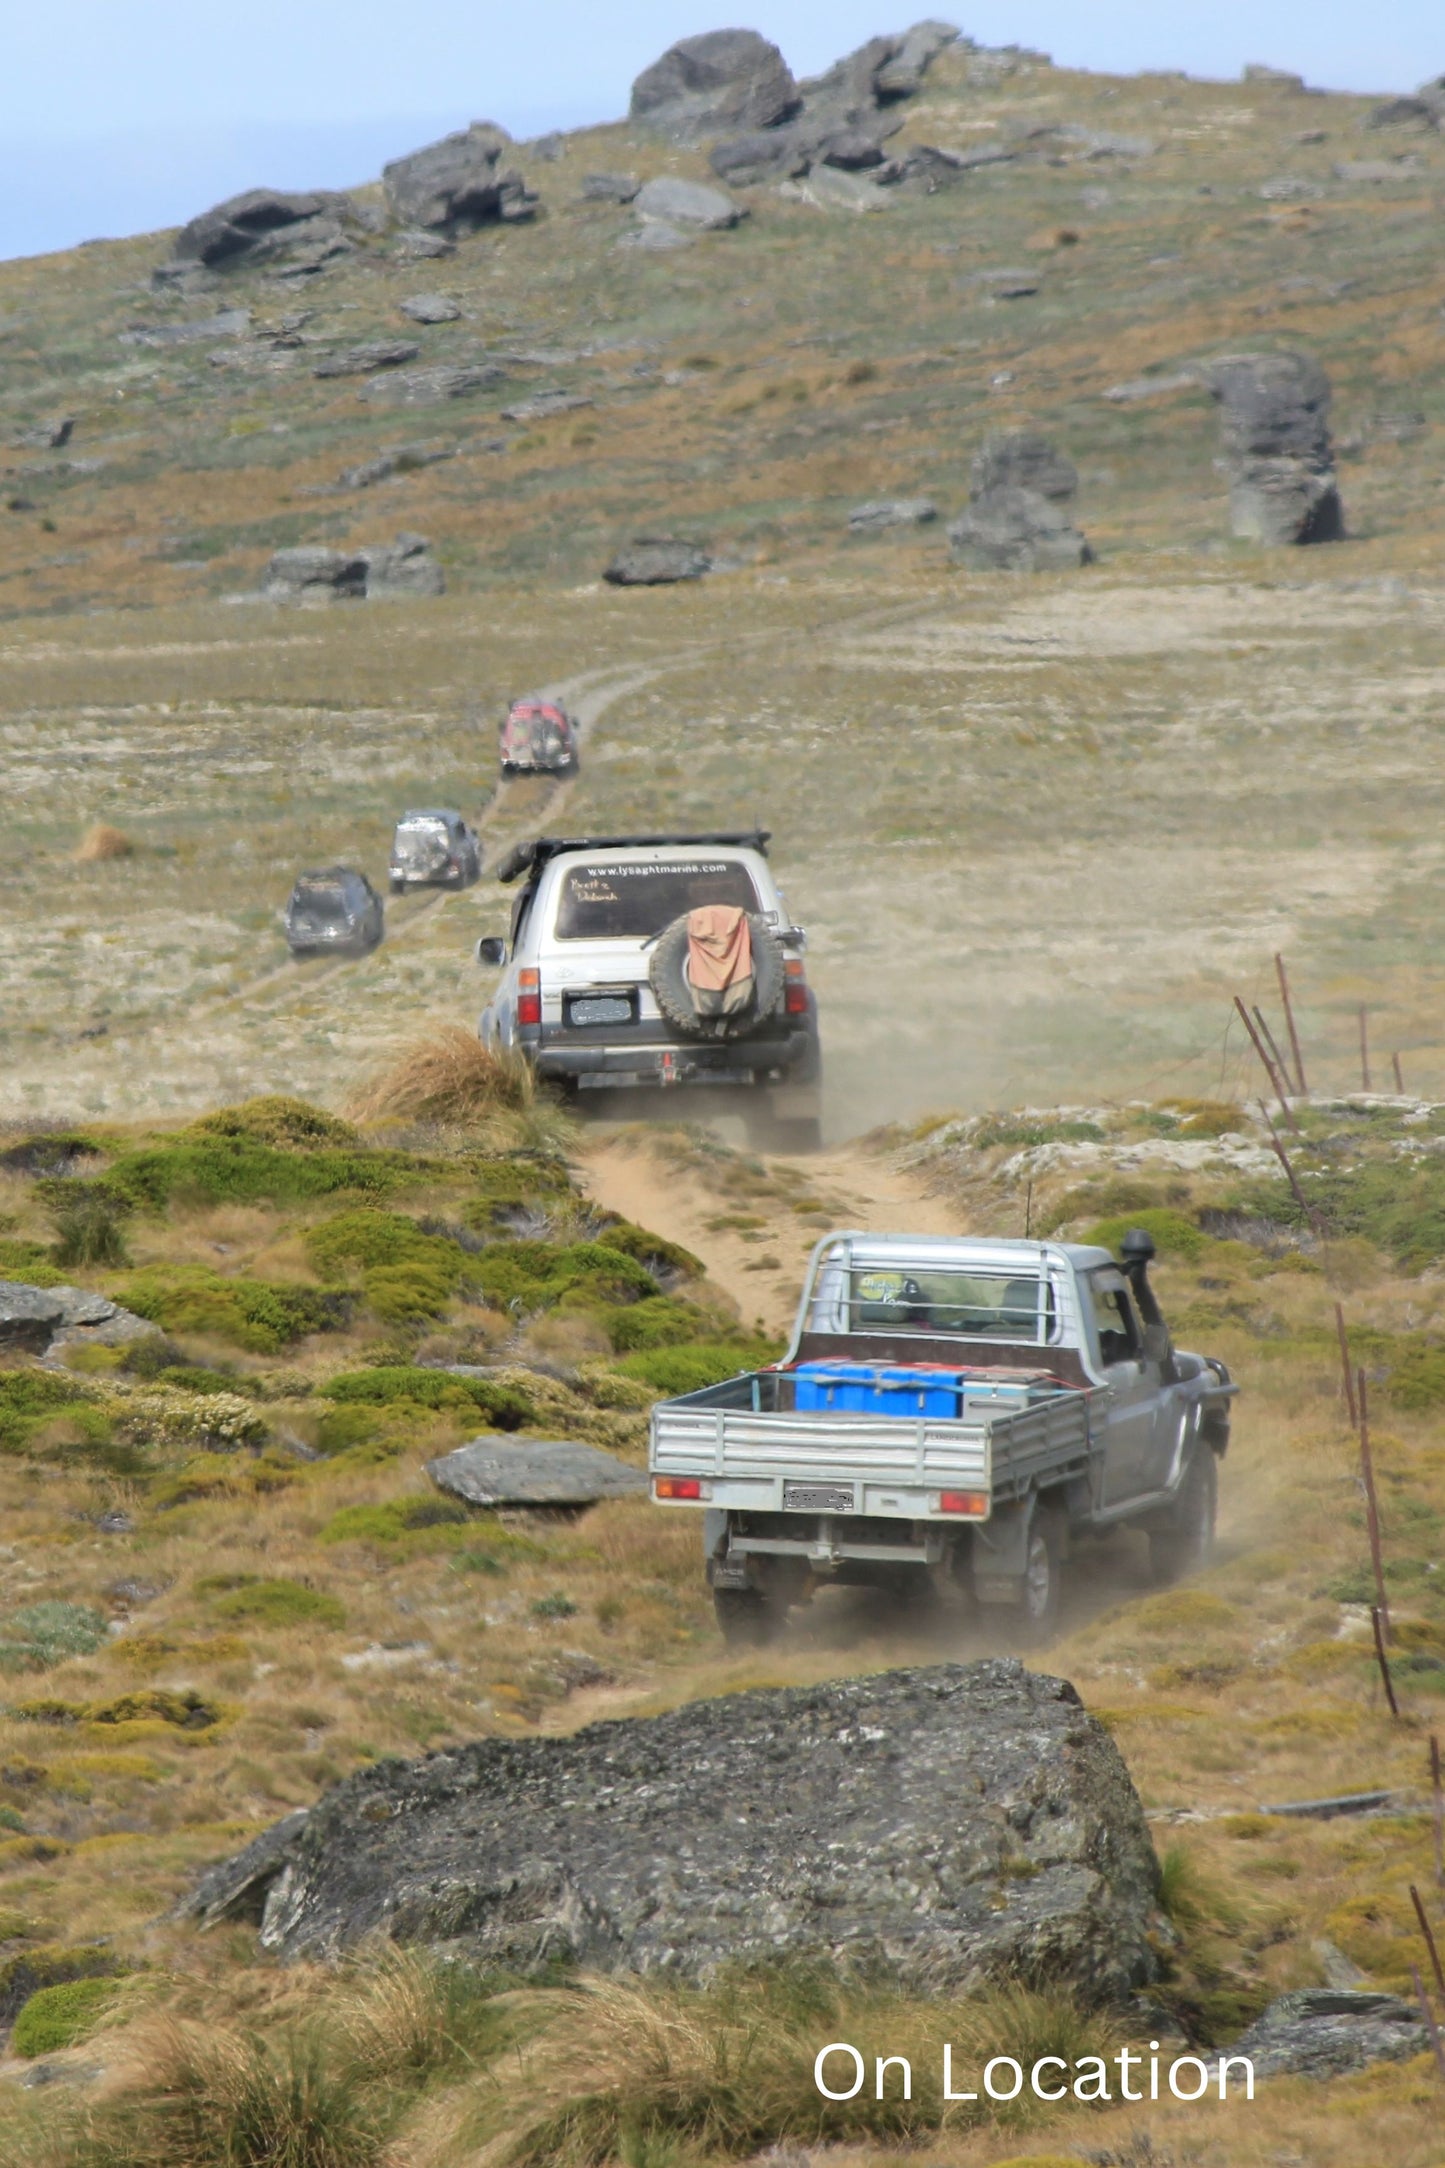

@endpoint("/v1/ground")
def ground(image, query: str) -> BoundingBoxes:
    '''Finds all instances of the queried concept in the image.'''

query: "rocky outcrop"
[428,1436,648,1509]
[0,1281,157,1359]
[382,124,538,232]
[262,536,443,602]
[706,21,959,185]
[604,536,711,585]
[183,1660,1161,1998]
[1203,351,1343,544]
[581,172,640,203]
[949,431,1091,570]
[1229,1989,1427,2078]
[630,30,800,139]
[170,188,354,270]
[359,362,507,407]
[312,341,420,380]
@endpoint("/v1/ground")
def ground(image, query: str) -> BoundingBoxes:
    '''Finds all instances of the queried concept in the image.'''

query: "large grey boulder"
[634,177,742,230]
[604,535,711,585]
[849,497,938,531]
[397,293,461,324]
[0,1281,156,1357]
[383,124,538,231]
[630,30,800,139]
[1203,351,1344,544]
[359,362,507,407]
[312,341,420,380]
[171,188,350,269]
[709,24,956,187]
[949,486,1092,571]
[580,172,640,203]
[428,1435,646,1508]
[263,547,369,602]
[972,429,1078,502]
[1229,1989,1427,2078]
[182,1659,1162,1996]
[361,533,445,599]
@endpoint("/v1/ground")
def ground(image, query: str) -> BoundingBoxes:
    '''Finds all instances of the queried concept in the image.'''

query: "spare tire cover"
[649,911,786,1040]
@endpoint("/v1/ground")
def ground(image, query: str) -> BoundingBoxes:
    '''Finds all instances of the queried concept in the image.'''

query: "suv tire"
[1149,1447,1217,1585]
[649,911,786,1040]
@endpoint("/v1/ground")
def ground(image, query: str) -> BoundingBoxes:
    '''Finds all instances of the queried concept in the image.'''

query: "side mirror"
[782,928,808,953]
[476,936,506,967]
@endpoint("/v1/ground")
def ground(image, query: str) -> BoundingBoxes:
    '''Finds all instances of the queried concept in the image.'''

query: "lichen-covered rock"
[182,1660,1161,2000]
[1229,1988,1427,2078]
[0,1282,155,1357]
[634,177,742,230]
[971,430,1078,503]
[948,486,1092,571]
[604,536,711,585]
[1203,351,1343,544]
[427,1435,647,1508]
[630,30,800,139]
[382,124,538,231]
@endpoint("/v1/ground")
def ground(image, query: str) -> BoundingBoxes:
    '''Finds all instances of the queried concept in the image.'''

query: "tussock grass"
[73,822,135,863]
[347,1030,536,1127]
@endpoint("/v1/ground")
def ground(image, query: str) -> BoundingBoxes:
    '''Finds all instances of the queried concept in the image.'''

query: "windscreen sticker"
[856,1271,906,1302]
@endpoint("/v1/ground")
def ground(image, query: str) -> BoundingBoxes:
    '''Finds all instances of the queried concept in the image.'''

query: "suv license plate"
[784,1483,855,1514]
[569,995,634,1027]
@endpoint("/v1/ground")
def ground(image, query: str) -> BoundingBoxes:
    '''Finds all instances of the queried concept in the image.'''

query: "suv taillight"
[517,968,542,1028]
[784,957,809,1016]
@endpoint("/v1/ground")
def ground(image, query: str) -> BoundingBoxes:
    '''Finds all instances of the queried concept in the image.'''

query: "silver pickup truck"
[649,1228,1235,1644]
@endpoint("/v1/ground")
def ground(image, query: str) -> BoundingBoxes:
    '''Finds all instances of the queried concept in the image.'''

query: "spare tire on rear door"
[649,908,785,1039]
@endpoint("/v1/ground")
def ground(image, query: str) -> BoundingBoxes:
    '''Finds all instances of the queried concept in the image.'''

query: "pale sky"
[2,2,1440,261]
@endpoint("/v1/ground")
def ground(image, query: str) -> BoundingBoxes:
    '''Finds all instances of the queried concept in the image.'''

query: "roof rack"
[495,831,771,884]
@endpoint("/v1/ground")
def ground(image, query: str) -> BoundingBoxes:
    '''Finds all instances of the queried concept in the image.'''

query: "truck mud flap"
[971,1497,1034,1606]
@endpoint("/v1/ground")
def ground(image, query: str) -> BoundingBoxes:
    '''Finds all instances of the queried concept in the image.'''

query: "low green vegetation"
[0,1603,108,1674]
[196,1577,346,1630]
[11,1974,119,2057]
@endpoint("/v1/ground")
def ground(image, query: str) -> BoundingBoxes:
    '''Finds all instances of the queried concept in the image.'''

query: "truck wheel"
[1017,1509,1064,1644]
[713,1587,785,1648]
[1149,1448,1217,1586]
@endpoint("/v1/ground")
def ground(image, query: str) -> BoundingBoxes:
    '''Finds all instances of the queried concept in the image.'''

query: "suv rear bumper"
[534,1022,818,1091]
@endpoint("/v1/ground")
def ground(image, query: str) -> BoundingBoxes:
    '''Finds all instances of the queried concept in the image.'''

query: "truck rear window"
[828,1268,1058,1343]
[552,860,760,940]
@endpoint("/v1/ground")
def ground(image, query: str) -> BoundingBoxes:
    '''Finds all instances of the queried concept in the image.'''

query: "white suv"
[477,831,822,1148]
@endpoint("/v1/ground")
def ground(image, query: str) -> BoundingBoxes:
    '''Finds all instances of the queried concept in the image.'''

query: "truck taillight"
[654,1475,706,1501]
[938,1490,989,1517]
[784,958,809,1016]
[516,968,541,1028]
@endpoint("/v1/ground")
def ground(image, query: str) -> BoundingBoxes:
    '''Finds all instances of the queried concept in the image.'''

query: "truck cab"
[648,1229,1235,1643]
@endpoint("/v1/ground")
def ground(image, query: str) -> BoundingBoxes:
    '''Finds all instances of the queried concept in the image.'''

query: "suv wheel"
[1149,1448,1217,1585]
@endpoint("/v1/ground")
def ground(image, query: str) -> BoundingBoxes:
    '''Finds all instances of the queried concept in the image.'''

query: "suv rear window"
[552,859,760,940]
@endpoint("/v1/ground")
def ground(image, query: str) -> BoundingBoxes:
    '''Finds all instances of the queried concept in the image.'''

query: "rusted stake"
[1235,995,1302,1131]
[1260,1101,1321,1233]
[1410,1966,1445,2084]
[1432,1734,1444,1888]
[1360,1372,1391,1644]
[1254,1006,1296,1106]
[1411,1884,1445,1996]
[1359,1004,1372,1091]
[1335,1303,1359,1429]
[1393,1051,1405,1095]
[1275,952,1308,1094]
[1372,1605,1400,1717]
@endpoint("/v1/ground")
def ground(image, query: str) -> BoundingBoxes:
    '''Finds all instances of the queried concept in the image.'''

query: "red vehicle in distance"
[499,698,580,779]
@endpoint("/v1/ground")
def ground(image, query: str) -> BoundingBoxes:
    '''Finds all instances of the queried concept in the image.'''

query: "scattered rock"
[1102,372,1199,403]
[616,221,692,253]
[1258,174,1322,202]
[170,188,351,269]
[428,1436,647,1508]
[361,532,445,600]
[182,1659,1161,1995]
[383,123,538,231]
[634,176,742,230]
[397,293,462,324]
[1243,63,1307,91]
[359,362,507,407]
[1203,350,1344,544]
[1230,1988,1427,2078]
[948,486,1093,571]
[0,1282,156,1359]
[707,22,955,186]
[1332,158,1419,183]
[11,416,73,450]
[390,229,455,261]
[580,172,640,203]
[972,430,1078,502]
[120,308,252,347]
[1365,96,1438,130]
[965,266,1039,299]
[1058,125,1156,159]
[630,30,800,139]
[312,341,420,380]
[789,167,892,214]
[106,1579,165,1611]
[337,441,454,489]
[710,131,812,185]
[499,391,593,423]
[262,537,443,601]
[848,497,938,531]
[604,535,711,585]
[874,20,960,98]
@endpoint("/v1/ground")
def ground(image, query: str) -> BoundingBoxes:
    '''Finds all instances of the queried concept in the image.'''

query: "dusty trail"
[581,1126,968,1334]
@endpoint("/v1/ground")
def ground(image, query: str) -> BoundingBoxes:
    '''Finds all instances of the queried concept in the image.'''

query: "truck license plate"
[784,1483,855,1513]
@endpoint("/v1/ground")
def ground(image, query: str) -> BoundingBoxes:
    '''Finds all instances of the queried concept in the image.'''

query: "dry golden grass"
[346,1029,536,1126]
[73,822,135,863]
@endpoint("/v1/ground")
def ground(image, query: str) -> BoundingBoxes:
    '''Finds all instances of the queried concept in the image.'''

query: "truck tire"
[1149,1447,1217,1586]
[713,1587,785,1648]
[650,913,785,1040]
[1016,1507,1065,1645]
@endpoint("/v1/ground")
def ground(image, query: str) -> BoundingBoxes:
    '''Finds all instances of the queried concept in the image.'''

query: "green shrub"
[314,1405,386,1455]
[102,1134,420,1213]
[187,1097,360,1151]
[0,1941,122,2026]
[531,1592,577,1620]
[0,1601,108,1674]
[11,1973,118,2056]
[0,1237,67,1287]
[0,1371,92,1454]
[363,1261,459,1323]
[320,1498,470,1554]
[44,1180,134,1269]
[1085,1208,1206,1261]
[601,1296,712,1353]
[322,1366,531,1428]
[113,1264,347,1352]
[974,1117,1105,1150]
[616,1343,777,1395]
[469,1239,658,1314]
[593,1219,703,1281]
[202,1578,346,1629]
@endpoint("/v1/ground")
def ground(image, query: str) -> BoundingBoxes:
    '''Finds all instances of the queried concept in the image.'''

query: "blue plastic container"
[793,1362,961,1418]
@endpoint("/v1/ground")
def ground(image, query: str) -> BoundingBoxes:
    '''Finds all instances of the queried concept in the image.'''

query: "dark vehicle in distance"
[499,698,580,778]
[282,868,384,958]
[388,809,481,893]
